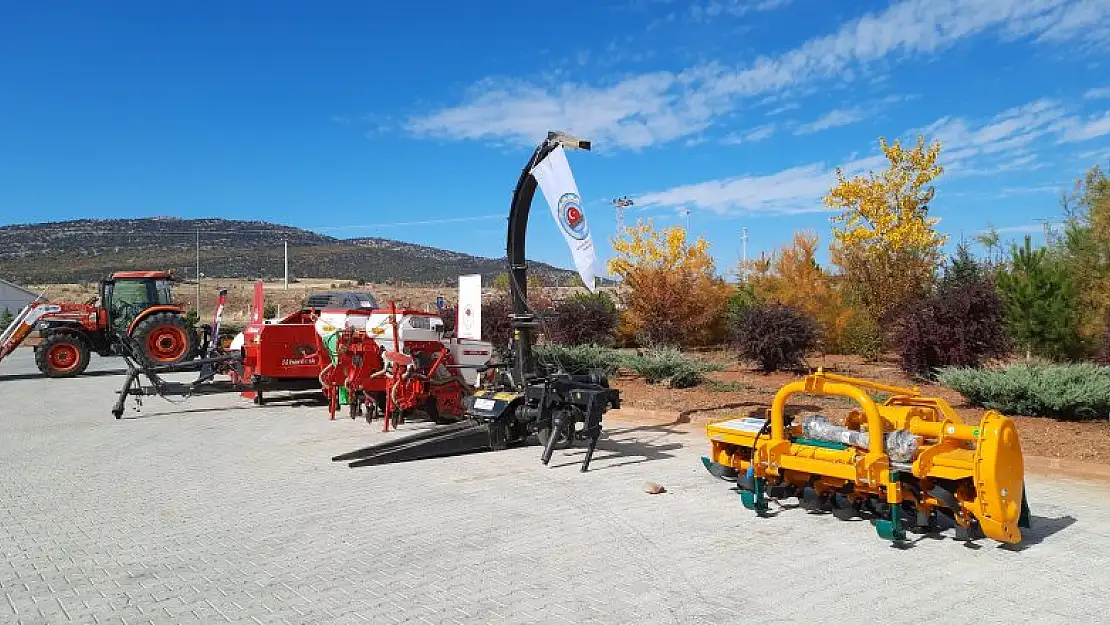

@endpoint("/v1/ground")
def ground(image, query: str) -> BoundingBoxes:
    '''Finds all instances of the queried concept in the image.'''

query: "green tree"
[1059,163,1110,338]
[997,235,1084,361]
[0,309,14,331]
[974,226,1001,267]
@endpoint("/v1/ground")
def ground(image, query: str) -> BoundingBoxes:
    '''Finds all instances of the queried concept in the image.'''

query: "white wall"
[0,281,36,315]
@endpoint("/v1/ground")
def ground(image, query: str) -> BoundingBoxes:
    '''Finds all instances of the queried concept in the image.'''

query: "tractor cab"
[101,271,177,333]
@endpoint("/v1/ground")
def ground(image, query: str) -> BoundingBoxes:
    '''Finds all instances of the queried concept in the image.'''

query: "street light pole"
[195,228,200,313]
[611,196,633,235]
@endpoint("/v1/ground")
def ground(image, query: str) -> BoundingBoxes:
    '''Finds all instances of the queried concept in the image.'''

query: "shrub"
[622,347,720,388]
[731,303,818,371]
[839,311,884,361]
[939,363,1110,420]
[534,344,622,376]
[481,296,514,354]
[548,292,618,346]
[438,305,457,334]
[0,309,13,330]
[183,308,199,328]
[263,302,278,319]
[723,285,759,330]
[891,246,1011,378]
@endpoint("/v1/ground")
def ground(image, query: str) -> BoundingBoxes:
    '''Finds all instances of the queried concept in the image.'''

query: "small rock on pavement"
[644,481,666,494]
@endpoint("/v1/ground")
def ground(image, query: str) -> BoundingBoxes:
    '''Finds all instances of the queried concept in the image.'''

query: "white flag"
[530,145,598,293]
[456,274,482,340]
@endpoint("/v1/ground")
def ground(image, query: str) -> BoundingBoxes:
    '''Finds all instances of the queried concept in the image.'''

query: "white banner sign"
[530,145,598,293]
[457,273,482,340]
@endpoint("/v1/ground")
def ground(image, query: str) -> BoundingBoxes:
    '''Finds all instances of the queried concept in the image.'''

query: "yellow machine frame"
[703,369,1030,544]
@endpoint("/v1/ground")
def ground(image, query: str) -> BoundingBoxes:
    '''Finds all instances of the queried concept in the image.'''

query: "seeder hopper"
[702,369,1031,545]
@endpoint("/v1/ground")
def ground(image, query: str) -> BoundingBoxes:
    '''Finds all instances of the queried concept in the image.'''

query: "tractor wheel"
[36,333,91,378]
[130,312,197,366]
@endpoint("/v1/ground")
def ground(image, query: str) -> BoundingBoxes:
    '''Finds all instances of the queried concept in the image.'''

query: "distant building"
[0,278,38,315]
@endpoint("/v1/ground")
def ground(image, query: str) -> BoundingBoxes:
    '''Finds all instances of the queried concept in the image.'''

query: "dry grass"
[26,277,615,324]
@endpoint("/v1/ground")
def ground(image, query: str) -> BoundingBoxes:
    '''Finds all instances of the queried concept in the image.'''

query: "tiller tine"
[331,419,495,468]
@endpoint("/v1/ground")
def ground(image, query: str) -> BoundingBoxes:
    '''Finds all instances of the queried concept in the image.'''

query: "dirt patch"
[610,352,1110,464]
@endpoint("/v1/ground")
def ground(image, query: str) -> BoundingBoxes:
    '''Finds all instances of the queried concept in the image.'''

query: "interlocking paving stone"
[1,348,1108,623]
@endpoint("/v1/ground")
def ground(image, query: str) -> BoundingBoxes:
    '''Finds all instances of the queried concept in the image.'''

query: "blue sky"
[3,0,1110,278]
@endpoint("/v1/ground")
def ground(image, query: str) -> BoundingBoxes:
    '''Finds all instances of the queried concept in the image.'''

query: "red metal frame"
[110,271,173,280]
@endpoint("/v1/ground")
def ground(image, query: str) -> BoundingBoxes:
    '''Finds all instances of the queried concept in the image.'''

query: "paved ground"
[1,348,1108,625]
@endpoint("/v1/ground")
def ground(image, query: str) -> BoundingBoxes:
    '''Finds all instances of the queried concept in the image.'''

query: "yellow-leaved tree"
[824,136,948,324]
[743,230,852,351]
[608,219,731,347]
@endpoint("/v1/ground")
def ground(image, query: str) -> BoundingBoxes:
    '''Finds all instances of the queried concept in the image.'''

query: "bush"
[0,309,13,330]
[840,311,883,361]
[548,292,618,346]
[481,296,514,354]
[438,305,457,334]
[892,246,1010,378]
[263,302,278,319]
[731,303,818,371]
[621,347,720,388]
[534,344,622,376]
[939,363,1110,420]
[723,286,759,330]
[183,308,199,328]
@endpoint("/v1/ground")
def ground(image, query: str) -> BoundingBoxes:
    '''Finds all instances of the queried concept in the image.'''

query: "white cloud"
[906,98,1071,175]
[633,154,886,215]
[989,222,1061,234]
[632,96,1107,215]
[406,0,1110,149]
[766,102,800,116]
[795,107,866,134]
[689,0,793,21]
[1084,86,1110,100]
[722,123,777,144]
[1056,112,1110,142]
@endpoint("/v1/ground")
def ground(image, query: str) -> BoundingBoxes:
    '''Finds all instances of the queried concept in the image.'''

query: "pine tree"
[0,309,13,331]
[996,235,1084,361]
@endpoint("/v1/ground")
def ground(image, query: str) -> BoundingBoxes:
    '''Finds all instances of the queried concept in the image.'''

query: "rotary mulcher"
[702,369,1031,546]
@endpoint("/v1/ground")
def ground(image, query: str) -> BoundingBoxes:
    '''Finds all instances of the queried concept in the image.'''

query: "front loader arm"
[0,302,62,364]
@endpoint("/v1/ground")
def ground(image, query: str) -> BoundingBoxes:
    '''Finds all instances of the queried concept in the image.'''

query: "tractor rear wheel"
[130,312,197,366]
[36,333,91,378]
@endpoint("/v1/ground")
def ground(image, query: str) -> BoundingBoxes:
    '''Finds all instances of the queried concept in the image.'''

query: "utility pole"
[1035,218,1053,245]
[678,207,691,232]
[284,239,289,290]
[195,228,200,314]
[741,226,748,281]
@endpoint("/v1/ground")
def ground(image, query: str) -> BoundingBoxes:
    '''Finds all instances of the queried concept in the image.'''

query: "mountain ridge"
[0,217,583,286]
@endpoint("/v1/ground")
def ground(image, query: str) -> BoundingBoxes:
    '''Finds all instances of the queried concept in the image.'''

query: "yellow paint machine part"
[703,369,1030,545]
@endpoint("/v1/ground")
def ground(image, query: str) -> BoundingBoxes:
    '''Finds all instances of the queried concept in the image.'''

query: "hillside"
[0,217,583,286]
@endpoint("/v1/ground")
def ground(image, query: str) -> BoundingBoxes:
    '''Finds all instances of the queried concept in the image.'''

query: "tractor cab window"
[108,279,157,330]
[153,279,174,306]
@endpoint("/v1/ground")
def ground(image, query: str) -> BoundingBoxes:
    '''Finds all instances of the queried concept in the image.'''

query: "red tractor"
[0,271,198,377]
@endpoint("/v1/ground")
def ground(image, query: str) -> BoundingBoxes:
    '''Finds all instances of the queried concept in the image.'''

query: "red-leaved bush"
[548,292,619,346]
[731,303,818,371]
[891,247,1011,378]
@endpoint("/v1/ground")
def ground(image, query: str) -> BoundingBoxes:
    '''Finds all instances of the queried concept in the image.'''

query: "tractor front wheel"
[130,312,197,366]
[36,333,91,378]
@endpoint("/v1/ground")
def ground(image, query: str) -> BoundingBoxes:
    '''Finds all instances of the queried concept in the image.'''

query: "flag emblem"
[557,192,589,240]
